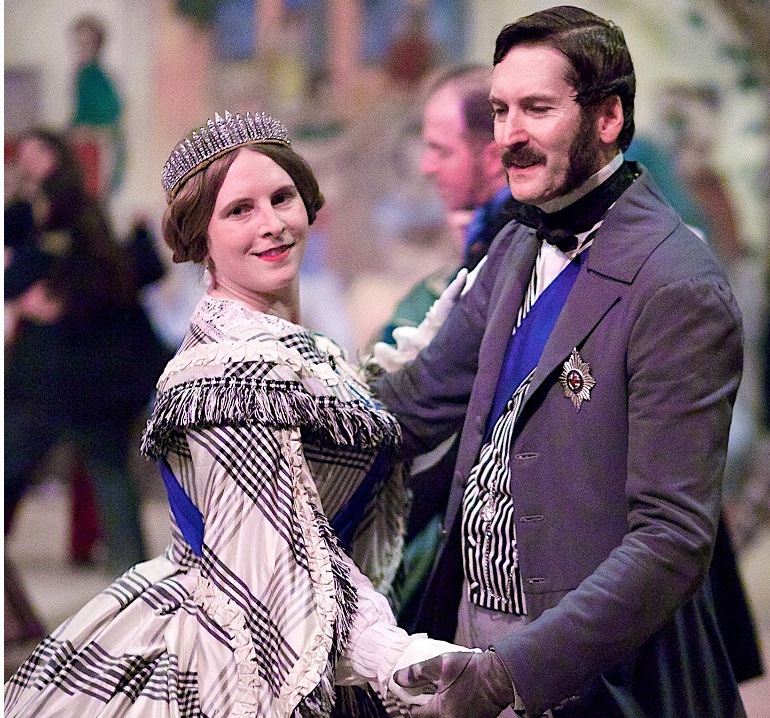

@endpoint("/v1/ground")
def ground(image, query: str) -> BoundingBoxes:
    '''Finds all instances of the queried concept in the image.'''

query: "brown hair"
[493,6,635,151]
[426,64,495,145]
[162,142,325,264]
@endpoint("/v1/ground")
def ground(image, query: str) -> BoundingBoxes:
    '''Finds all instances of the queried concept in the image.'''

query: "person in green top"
[70,14,124,192]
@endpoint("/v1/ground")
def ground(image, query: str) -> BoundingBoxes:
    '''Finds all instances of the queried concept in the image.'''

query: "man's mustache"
[501,146,546,170]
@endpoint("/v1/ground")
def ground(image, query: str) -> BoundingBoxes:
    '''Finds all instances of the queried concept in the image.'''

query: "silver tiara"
[162,110,291,198]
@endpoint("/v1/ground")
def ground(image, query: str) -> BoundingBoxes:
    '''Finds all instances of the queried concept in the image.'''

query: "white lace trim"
[157,337,340,392]
[192,575,261,717]
[189,432,340,718]
[279,430,339,715]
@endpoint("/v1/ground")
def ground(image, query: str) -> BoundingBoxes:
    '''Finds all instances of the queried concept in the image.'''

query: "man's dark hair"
[428,64,495,144]
[493,5,635,151]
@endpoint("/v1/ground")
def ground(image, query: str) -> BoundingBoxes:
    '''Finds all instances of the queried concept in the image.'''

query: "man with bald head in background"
[376,65,517,629]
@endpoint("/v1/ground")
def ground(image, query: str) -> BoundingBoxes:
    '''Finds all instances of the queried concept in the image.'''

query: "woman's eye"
[273,190,295,206]
[229,204,249,216]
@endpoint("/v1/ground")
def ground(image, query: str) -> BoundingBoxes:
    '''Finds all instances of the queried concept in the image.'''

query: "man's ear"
[596,95,624,145]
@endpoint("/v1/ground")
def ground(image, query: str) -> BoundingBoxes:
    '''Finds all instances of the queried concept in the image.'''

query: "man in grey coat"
[375,6,746,718]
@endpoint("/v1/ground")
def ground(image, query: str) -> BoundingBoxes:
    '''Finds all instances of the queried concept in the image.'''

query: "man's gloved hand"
[393,650,516,718]
[420,267,469,335]
[371,268,469,372]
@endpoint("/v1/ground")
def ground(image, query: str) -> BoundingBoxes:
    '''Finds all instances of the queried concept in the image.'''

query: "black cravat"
[511,161,638,252]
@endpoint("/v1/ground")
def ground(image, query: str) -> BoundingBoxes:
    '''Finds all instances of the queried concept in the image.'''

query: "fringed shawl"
[142,298,401,460]
[140,296,407,718]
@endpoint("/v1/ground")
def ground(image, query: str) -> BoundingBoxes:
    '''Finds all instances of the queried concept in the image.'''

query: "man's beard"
[562,107,603,196]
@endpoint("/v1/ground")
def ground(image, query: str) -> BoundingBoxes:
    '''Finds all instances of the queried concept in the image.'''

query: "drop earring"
[203,262,213,289]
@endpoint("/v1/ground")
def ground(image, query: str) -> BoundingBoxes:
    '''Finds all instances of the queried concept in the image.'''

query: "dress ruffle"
[193,575,261,717]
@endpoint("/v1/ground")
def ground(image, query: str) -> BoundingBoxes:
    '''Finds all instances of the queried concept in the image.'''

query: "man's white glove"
[372,268,469,372]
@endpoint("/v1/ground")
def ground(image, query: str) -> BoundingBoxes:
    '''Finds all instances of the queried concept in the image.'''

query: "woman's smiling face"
[206,147,309,313]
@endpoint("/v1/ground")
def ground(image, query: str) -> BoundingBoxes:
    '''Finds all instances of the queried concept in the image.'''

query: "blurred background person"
[4,128,168,579]
[379,64,515,345]
[69,13,125,194]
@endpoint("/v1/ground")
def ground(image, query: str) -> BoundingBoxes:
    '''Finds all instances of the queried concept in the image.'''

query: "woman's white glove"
[372,268,469,372]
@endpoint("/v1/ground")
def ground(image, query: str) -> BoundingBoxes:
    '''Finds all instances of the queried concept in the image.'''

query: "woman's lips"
[256,244,293,262]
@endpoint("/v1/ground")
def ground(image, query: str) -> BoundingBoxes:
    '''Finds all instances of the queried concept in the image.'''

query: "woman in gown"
[5,111,464,718]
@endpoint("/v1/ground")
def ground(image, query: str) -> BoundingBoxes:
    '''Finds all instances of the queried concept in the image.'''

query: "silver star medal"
[559,348,595,411]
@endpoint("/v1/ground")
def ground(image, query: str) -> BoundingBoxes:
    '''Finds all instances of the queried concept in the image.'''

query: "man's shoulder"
[595,170,728,287]
[481,220,534,274]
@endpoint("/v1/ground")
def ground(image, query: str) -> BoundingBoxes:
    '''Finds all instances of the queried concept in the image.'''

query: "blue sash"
[485,252,585,440]
[330,450,389,552]
[158,449,387,557]
[158,457,204,557]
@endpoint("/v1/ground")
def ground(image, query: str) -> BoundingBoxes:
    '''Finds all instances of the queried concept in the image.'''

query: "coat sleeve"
[371,247,495,459]
[494,274,743,717]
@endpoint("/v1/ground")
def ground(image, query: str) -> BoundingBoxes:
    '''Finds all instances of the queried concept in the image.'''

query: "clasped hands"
[392,649,516,718]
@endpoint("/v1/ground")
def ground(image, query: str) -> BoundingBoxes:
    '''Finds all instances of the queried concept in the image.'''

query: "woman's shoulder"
[167,295,331,383]
[141,295,400,460]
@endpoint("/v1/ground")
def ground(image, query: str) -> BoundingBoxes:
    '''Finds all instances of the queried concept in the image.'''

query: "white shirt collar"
[536,152,624,214]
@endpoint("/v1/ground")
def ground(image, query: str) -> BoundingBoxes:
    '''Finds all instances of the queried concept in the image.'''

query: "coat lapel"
[520,168,680,415]
[523,268,620,403]
[471,230,540,432]
[446,230,538,525]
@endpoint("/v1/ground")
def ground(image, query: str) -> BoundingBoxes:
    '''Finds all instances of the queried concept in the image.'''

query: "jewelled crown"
[162,110,291,198]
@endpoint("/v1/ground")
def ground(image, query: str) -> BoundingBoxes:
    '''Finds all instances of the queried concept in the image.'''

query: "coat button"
[520,515,544,523]
[526,577,546,585]
[514,452,539,460]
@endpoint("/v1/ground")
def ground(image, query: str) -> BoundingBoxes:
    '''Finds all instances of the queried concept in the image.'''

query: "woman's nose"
[258,205,285,236]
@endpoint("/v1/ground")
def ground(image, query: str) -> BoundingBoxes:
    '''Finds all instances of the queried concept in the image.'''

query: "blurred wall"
[6,1,767,241]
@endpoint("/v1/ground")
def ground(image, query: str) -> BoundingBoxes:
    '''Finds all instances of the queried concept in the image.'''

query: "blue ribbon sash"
[485,253,585,439]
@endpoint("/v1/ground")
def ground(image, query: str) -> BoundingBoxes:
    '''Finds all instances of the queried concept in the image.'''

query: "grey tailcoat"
[373,167,746,717]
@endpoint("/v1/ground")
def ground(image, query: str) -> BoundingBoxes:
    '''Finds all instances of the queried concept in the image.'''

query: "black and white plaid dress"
[5,295,411,718]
